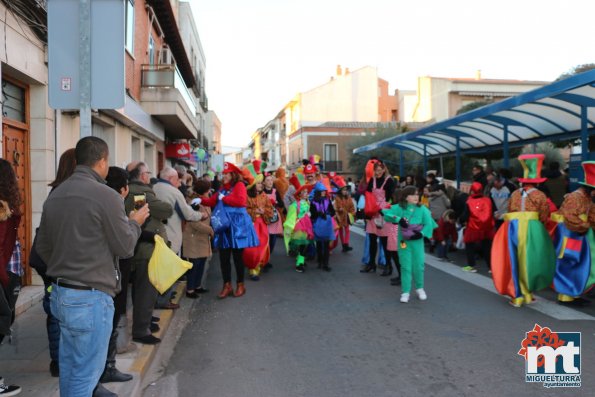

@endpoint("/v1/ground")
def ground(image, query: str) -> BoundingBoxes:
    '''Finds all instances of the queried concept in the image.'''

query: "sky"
[188,0,595,148]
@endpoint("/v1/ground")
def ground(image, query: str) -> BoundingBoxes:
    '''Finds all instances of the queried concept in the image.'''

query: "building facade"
[0,0,209,286]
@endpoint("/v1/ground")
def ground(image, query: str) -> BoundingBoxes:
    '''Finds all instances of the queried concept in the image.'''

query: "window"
[324,143,338,162]
[125,0,135,53]
[148,35,155,64]
[1,80,25,122]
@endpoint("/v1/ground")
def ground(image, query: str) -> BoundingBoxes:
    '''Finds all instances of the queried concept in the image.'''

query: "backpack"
[467,196,493,230]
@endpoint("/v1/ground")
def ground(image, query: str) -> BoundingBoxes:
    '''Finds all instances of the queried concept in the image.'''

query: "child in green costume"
[383,186,437,303]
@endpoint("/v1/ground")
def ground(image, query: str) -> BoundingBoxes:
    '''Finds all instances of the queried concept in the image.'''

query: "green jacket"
[125,181,173,261]
[383,203,437,239]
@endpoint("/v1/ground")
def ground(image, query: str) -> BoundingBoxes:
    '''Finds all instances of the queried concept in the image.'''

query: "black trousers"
[368,234,388,266]
[465,239,492,268]
[316,241,330,266]
[219,248,245,283]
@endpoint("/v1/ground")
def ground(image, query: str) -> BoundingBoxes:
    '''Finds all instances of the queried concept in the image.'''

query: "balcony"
[140,64,199,139]
[321,161,343,172]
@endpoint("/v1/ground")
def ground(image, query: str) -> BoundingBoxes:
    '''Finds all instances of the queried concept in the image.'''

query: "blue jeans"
[50,285,113,397]
[187,257,207,290]
[436,238,452,259]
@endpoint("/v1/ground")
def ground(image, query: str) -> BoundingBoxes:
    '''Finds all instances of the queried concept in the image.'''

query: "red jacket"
[202,182,247,208]
[0,214,20,287]
[434,218,457,242]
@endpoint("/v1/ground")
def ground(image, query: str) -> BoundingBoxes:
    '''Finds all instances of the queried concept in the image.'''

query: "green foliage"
[455,101,491,115]
[555,63,595,81]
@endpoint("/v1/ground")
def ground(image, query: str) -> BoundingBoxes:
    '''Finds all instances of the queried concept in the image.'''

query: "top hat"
[580,161,595,188]
[517,154,547,184]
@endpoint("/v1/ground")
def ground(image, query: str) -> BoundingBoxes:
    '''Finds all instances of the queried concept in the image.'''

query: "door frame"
[2,74,32,285]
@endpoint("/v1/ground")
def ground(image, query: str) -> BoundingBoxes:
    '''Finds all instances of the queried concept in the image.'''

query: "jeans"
[436,238,452,259]
[187,257,207,290]
[50,285,114,397]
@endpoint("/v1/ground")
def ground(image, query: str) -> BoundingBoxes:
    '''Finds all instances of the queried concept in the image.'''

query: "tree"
[346,123,425,178]
[455,101,491,115]
[555,63,595,81]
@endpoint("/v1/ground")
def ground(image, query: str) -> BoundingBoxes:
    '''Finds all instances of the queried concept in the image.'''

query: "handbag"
[148,235,193,294]
[269,207,279,224]
[400,223,423,240]
[373,215,385,229]
[313,216,335,241]
[211,200,231,234]
[364,191,381,218]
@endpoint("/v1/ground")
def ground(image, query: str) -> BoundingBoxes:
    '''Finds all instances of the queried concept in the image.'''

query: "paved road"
[143,230,595,397]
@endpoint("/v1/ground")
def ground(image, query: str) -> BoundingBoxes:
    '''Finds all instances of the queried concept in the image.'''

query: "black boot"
[93,383,117,397]
[360,263,376,273]
[100,365,133,383]
[380,264,393,277]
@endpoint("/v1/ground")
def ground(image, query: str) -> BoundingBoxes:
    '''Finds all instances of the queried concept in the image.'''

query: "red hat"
[223,162,241,174]
[470,182,483,194]
[333,175,346,189]
[580,161,595,188]
[304,164,317,175]
[328,171,337,178]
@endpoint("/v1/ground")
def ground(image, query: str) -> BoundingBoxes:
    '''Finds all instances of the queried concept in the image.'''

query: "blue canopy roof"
[353,70,595,157]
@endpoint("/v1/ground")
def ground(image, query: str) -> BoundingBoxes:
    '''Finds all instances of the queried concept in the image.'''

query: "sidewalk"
[0,282,186,397]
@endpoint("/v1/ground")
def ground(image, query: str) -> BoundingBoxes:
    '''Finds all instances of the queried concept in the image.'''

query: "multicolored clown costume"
[552,161,595,305]
[491,154,556,307]
[283,174,314,272]
[243,160,274,280]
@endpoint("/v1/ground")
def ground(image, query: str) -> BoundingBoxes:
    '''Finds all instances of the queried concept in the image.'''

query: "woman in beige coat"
[182,180,213,298]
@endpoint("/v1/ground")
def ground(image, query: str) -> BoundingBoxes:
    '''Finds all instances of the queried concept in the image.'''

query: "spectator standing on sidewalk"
[36,137,149,397]
[153,167,202,309]
[0,159,23,396]
[125,162,173,344]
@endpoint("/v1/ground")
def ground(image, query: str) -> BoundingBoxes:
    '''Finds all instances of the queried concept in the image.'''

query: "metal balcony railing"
[141,64,197,116]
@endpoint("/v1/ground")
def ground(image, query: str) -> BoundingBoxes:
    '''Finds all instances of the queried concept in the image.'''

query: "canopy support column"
[503,124,509,168]
[399,149,404,177]
[456,138,461,189]
[581,105,589,160]
[423,144,427,176]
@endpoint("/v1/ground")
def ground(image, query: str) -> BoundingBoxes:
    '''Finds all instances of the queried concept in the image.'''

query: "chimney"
[345,67,350,75]
[336,64,342,76]
[475,70,482,80]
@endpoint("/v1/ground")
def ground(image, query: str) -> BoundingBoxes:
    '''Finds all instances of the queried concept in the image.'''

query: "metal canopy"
[353,70,595,158]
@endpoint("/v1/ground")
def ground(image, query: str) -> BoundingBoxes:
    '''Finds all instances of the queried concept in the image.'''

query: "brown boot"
[234,282,246,297]
[218,282,233,299]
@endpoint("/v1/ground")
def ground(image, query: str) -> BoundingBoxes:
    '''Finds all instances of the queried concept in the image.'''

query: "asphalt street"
[143,229,595,397]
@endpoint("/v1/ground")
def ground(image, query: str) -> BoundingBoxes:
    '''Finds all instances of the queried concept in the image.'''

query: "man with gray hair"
[153,167,203,307]
[124,162,173,344]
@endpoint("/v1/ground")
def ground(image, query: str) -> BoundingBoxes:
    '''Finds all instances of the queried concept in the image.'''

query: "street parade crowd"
[0,135,594,396]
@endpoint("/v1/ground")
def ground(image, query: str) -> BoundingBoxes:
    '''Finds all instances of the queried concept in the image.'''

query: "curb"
[80,282,187,397]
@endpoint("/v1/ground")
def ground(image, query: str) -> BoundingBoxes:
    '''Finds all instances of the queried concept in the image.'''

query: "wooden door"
[2,123,31,284]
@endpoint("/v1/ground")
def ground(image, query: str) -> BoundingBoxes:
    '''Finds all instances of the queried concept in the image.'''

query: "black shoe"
[100,366,133,383]
[295,266,304,273]
[133,334,161,345]
[93,383,117,397]
[360,264,376,273]
[150,323,160,333]
[0,383,22,396]
[50,359,60,377]
[151,316,160,323]
[390,276,401,286]
[344,245,353,252]
[380,266,393,277]
[185,291,199,299]
[195,287,209,294]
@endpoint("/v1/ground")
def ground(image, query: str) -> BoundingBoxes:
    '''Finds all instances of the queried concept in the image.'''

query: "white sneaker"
[400,293,410,303]
[416,288,427,301]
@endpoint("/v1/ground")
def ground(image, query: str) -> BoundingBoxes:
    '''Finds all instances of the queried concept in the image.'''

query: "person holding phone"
[125,161,174,344]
